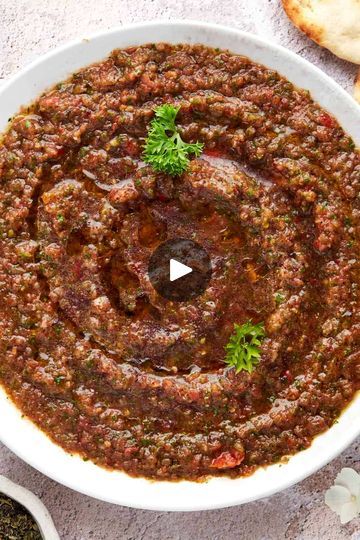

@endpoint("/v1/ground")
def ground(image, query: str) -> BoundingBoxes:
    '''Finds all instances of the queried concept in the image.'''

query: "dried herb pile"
[0,493,42,539]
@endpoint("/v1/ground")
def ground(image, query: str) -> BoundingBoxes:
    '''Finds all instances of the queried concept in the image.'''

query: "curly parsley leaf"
[224,321,265,373]
[143,104,203,176]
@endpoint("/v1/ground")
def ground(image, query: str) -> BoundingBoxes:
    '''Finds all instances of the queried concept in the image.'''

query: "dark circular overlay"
[148,238,212,302]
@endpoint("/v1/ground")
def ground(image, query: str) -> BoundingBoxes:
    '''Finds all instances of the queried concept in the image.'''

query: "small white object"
[0,475,60,539]
[325,468,360,524]
[169,258,192,282]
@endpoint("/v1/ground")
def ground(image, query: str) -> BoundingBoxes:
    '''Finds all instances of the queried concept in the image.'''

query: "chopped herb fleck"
[274,291,286,305]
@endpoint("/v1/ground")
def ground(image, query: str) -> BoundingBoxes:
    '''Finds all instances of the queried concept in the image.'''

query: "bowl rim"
[0,19,359,512]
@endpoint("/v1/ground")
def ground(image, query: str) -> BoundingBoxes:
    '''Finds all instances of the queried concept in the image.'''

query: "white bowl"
[0,475,59,539]
[0,20,359,512]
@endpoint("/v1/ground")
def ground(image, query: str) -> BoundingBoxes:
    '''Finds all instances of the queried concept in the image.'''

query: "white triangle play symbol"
[169,258,193,282]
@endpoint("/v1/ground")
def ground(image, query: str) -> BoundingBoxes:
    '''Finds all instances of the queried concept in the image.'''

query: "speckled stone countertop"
[0,1,359,539]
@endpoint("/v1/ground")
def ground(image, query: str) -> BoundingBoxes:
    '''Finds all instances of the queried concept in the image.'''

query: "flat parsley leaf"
[143,104,203,176]
[224,321,265,373]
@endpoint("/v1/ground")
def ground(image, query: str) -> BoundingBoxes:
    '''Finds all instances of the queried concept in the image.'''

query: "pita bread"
[282,0,360,64]
[355,69,360,103]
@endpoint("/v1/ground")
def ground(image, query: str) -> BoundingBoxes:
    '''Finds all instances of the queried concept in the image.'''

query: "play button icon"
[170,259,193,282]
[148,238,212,302]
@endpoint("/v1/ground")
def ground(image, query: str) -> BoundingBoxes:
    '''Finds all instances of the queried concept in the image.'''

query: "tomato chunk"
[319,113,336,129]
[210,449,245,469]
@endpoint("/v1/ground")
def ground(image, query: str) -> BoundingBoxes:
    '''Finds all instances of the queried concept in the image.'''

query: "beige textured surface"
[0,1,359,539]
[355,70,360,103]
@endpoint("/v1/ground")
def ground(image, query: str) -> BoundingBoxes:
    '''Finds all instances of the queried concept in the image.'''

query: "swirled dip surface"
[0,44,359,480]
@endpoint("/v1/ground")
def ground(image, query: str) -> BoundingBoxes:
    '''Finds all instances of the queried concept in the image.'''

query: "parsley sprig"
[224,321,265,373]
[143,104,203,176]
